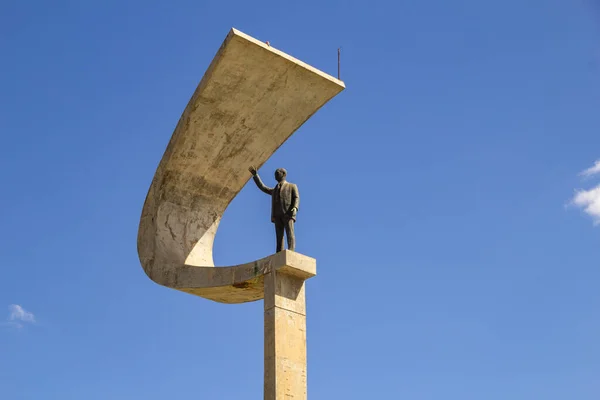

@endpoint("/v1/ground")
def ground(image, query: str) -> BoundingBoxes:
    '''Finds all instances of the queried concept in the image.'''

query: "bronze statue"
[249,166,299,252]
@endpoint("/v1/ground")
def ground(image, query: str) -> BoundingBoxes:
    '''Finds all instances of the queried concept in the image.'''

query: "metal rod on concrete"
[337,47,341,80]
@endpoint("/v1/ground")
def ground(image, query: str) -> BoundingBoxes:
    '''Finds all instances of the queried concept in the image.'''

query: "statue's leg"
[275,218,285,252]
[285,219,295,251]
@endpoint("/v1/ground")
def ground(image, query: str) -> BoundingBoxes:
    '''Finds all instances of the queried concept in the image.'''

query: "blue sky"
[1,0,600,398]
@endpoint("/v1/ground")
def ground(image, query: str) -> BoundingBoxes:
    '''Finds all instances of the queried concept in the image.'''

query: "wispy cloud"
[579,160,600,178]
[4,304,36,329]
[570,160,600,225]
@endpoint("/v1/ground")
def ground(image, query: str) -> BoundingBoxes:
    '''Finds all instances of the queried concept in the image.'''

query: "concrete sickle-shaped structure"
[136,28,345,304]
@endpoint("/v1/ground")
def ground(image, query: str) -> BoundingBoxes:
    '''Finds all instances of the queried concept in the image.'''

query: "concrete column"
[264,258,314,400]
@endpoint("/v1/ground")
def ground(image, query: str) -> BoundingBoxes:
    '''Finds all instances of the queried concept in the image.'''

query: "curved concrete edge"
[137,28,342,303]
[148,251,316,304]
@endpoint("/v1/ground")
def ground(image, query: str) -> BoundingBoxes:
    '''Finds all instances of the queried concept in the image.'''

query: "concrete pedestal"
[263,253,316,400]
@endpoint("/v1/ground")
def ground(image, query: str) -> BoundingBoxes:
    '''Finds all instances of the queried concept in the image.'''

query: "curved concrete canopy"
[137,28,345,303]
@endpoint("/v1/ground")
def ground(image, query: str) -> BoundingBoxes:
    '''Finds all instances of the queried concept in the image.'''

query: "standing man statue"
[248,166,299,252]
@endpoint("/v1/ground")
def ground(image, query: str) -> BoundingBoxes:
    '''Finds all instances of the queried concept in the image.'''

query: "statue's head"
[275,168,287,182]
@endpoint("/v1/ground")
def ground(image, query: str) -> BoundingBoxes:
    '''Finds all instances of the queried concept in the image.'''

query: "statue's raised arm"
[249,166,274,195]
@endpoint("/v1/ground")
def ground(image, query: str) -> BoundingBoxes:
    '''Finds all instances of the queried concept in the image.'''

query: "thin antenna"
[337,47,341,80]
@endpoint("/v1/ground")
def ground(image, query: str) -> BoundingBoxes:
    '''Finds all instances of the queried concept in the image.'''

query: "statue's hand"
[288,207,297,217]
[248,166,257,176]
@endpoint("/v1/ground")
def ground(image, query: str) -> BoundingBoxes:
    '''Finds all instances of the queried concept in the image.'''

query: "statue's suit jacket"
[252,175,300,223]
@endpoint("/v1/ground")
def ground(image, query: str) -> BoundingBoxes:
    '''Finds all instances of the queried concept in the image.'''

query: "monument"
[136,28,345,399]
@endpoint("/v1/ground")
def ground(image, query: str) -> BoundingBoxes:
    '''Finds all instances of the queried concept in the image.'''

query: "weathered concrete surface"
[137,28,343,303]
[179,250,315,303]
[264,262,312,400]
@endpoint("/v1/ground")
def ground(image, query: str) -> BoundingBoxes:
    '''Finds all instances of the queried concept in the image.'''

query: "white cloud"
[571,160,600,225]
[5,304,35,329]
[579,160,600,178]
[571,185,600,225]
